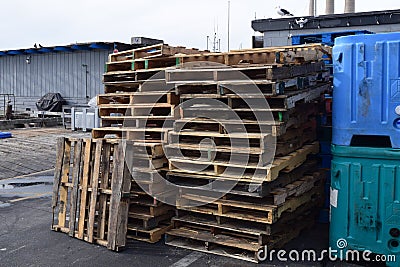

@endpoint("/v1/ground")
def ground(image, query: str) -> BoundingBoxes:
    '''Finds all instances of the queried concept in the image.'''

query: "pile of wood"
[93,44,206,243]
[52,43,331,262]
[162,47,330,262]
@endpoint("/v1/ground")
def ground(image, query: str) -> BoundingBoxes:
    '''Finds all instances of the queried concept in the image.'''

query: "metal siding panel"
[0,49,109,108]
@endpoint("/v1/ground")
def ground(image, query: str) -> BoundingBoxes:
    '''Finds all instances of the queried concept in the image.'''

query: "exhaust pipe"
[344,0,355,13]
[325,0,334,14]
[309,0,316,16]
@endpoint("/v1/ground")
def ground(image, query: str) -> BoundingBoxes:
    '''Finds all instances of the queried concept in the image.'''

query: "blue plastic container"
[0,132,12,139]
[330,145,400,266]
[332,32,400,148]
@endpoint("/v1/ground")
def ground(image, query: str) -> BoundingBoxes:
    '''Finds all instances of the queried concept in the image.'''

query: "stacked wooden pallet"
[93,44,208,243]
[163,47,330,262]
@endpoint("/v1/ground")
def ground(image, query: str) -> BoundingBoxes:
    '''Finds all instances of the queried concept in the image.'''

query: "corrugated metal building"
[0,42,133,111]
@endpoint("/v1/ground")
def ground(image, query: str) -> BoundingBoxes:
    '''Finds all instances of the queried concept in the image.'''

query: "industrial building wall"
[0,49,111,111]
[263,24,400,47]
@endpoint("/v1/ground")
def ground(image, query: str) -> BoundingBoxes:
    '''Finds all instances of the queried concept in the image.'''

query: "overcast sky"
[0,0,398,51]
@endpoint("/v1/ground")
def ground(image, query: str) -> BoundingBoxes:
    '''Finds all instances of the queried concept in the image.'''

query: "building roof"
[0,42,135,56]
[252,9,400,32]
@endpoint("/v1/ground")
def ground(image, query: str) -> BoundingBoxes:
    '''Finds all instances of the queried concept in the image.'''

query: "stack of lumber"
[162,45,331,262]
[93,44,208,243]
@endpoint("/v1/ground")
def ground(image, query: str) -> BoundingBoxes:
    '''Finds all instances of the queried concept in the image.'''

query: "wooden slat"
[77,139,92,239]
[115,164,132,250]
[88,140,103,243]
[57,139,71,228]
[98,142,111,240]
[107,141,128,250]
[51,137,65,228]
[69,140,83,237]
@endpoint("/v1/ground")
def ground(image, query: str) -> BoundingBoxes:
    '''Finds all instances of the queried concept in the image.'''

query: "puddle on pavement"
[0,175,53,199]
[0,181,52,189]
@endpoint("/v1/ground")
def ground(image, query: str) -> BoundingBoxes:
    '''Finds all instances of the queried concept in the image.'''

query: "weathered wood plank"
[88,140,103,243]
[51,137,65,228]
[69,140,83,237]
[77,139,92,239]
[57,139,71,228]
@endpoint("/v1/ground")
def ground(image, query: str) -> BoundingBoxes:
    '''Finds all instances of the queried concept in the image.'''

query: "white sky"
[0,0,398,51]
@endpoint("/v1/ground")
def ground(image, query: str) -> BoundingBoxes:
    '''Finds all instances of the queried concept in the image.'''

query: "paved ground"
[0,128,363,267]
[0,128,88,179]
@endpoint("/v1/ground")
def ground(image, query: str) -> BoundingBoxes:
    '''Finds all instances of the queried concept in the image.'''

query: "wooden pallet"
[131,168,166,183]
[166,61,326,83]
[176,180,324,225]
[166,208,318,263]
[128,210,174,231]
[173,194,323,237]
[127,223,173,243]
[173,102,317,136]
[109,44,203,62]
[108,44,329,73]
[98,103,176,117]
[168,142,319,182]
[100,116,175,128]
[174,71,330,96]
[107,44,204,72]
[177,43,330,65]
[117,43,329,73]
[91,127,171,141]
[103,69,165,84]
[103,79,166,94]
[179,83,329,111]
[97,92,179,106]
[51,138,131,251]
[166,159,319,198]
[167,120,316,164]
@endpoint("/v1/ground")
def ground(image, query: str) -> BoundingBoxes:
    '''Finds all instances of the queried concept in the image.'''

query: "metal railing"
[0,94,16,117]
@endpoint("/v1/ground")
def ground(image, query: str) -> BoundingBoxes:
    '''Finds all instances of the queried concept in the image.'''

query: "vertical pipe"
[326,0,335,14]
[227,1,230,52]
[345,0,355,13]
[309,0,316,16]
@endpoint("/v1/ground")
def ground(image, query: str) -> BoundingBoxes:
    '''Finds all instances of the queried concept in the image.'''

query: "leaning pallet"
[51,137,131,251]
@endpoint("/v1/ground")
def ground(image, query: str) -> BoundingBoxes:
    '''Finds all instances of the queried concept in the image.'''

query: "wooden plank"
[51,137,65,228]
[88,140,103,243]
[114,164,133,250]
[57,139,71,229]
[97,142,111,240]
[69,140,83,237]
[77,139,92,239]
[107,142,125,250]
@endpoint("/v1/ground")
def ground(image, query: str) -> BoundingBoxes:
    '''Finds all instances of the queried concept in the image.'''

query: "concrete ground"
[0,128,363,267]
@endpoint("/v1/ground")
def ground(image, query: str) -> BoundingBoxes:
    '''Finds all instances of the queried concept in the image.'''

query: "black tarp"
[36,93,65,112]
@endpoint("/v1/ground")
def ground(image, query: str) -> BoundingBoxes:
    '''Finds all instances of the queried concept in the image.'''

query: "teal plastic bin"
[330,145,400,266]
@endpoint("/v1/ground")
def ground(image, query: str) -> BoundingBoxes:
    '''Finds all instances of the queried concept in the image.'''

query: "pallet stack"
[93,44,208,243]
[52,43,332,259]
[162,46,331,262]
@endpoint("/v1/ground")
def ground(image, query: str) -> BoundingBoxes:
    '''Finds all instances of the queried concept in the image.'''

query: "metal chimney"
[325,0,334,14]
[309,0,316,16]
[345,0,355,13]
